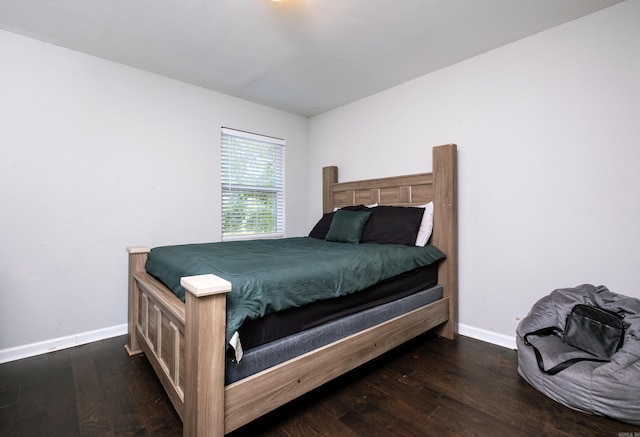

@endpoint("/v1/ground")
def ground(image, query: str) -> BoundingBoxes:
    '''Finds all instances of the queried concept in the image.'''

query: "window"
[221,128,285,240]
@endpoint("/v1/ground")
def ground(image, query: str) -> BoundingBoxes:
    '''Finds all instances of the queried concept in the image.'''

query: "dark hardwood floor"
[1,333,638,436]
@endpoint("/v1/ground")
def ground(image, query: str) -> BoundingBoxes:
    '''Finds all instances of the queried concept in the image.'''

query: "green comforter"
[145,237,445,345]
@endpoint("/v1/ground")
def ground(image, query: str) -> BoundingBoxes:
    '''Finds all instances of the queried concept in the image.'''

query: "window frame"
[221,127,285,241]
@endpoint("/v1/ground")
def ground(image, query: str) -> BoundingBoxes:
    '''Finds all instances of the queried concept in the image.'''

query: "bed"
[125,143,458,436]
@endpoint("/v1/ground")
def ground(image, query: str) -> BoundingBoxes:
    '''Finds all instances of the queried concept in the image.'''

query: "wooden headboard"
[321,144,458,339]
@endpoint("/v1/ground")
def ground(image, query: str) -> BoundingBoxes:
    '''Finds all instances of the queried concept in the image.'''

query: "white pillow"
[333,203,378,212]
[415,202,434,246]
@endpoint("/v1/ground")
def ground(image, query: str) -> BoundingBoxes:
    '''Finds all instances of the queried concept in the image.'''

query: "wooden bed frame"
[126,143,458,436]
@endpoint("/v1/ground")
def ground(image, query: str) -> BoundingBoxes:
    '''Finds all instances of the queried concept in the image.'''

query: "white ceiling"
[0,0,623,117]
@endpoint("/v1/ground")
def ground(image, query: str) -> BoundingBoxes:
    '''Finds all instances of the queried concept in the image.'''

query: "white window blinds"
[221,128,285,240]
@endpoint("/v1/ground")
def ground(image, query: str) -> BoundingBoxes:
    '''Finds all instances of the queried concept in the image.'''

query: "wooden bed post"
[181,274,232,437]
[432,144,458,339]
[125,246,150,355]
[323,166,338,214]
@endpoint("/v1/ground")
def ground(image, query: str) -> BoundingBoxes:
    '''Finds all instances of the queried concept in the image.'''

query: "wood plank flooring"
[1,333,638,436]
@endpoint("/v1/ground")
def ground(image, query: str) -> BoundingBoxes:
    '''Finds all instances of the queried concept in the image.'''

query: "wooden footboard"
[126,248,232,435]
[127,247,449,435]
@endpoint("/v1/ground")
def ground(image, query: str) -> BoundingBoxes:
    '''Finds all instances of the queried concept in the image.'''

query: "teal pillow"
[325,209,372,243]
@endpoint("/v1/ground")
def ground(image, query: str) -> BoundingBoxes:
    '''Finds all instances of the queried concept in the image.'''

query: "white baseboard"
[0,323,128,364]
[458,323,517,350]
[1,322,516,364]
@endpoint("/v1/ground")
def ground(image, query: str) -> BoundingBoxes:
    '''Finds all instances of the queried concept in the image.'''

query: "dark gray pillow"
[325,209,372,243]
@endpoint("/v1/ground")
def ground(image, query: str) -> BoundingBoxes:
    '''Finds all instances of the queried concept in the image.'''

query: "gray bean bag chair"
[516,284,640,426]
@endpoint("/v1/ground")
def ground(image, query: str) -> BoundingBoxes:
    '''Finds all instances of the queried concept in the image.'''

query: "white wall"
[308,0,640,347]
[2,1,638,360]
[0,29,308,358]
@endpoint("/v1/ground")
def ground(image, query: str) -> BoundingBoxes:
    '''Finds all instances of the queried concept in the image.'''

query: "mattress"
[144,237,445,346]
[237,262,438,349]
